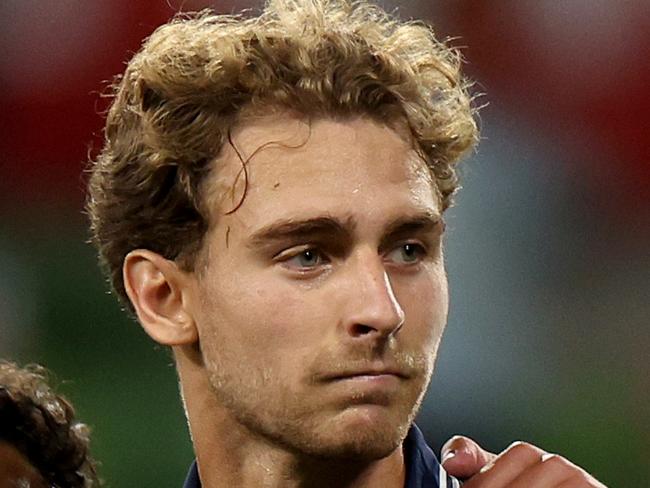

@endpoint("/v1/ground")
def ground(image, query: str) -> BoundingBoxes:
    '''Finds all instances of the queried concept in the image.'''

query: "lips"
[319,365,410,382]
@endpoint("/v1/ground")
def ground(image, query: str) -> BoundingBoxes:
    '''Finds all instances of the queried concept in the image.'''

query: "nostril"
[351,323,375,336]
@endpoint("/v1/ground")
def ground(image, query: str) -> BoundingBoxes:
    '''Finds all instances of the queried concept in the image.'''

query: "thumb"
[441,435,497,480]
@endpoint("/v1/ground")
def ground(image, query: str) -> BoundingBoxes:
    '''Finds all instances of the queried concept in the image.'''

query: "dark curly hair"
[87,0,478,308]
[0,361,100,487]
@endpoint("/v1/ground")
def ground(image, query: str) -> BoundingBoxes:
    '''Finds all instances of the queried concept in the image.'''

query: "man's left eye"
[386,243,426,265]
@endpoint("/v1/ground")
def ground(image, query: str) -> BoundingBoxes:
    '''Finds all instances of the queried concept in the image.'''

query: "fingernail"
[541,453,556,462]
[479,460,495,474]
[441,450,456,463]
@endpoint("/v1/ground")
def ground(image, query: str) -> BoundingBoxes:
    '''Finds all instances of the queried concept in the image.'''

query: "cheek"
[395,266,448,341]
[200,271,320,356]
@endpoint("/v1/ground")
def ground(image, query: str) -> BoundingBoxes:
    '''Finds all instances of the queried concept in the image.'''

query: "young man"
[87,1,606,486]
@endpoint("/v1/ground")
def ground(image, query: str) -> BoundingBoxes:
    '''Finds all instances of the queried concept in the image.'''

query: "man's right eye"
[279,247,328,271]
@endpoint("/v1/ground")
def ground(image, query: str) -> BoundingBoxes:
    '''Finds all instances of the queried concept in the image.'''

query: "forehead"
[206,113,439,229]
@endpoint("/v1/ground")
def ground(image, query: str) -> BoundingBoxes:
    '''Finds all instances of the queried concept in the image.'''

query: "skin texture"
[441,436,608,487]
[123,113,607,487]
[195,115,447,456]
[125,114,448,488]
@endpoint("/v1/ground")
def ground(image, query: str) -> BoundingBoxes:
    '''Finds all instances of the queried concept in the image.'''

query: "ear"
[123,249,198,346]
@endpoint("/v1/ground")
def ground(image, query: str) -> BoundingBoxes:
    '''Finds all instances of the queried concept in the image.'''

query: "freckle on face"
[194,114,448,459]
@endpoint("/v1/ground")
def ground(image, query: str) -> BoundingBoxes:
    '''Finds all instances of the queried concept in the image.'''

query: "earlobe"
[123,250,199,346]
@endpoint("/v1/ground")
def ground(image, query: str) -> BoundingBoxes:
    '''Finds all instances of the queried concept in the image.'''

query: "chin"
[314,429,404,462]
[304,406,412,461]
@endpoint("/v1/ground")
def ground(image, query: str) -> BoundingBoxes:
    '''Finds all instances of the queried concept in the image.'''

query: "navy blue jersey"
[183,424,460,487]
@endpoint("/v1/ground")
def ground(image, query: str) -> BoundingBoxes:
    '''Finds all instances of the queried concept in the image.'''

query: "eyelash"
[275,241,429,274]
[385,242,428,266]
[280,247,329,271]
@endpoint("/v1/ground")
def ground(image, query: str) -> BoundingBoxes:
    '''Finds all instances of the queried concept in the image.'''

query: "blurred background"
[1,1,648,486]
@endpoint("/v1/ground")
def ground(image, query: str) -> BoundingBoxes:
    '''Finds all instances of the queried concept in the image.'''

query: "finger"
[441,435,498,480]
[554,469,609,488]
[507,453,577,487]
[462,441,546,488]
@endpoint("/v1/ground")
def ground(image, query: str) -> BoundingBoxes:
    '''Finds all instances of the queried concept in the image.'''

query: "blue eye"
[387,243,426,265]
[284,248,325,269]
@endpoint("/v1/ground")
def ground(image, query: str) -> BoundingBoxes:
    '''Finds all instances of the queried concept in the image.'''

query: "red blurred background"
[2,1,648,212]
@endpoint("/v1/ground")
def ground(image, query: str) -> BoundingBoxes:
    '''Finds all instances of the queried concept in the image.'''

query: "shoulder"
[182,460,201,488]
[404,425,460,488]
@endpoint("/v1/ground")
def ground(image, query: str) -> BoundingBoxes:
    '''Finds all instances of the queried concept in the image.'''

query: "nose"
[341,252,405,340]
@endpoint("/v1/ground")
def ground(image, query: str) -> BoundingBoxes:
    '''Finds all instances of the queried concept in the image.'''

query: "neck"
[174,346,406,488]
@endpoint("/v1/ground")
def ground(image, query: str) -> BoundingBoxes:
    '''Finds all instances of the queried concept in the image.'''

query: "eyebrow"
[248,216,356,248]
[379,212,444,248]
[248,211,442,250]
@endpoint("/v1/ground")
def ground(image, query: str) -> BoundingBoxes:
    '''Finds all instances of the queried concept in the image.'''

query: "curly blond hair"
[87,0,478,307]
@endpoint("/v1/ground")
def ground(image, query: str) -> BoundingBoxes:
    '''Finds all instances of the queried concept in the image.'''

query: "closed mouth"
[325,369,409,382]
